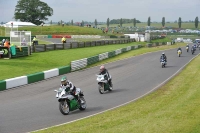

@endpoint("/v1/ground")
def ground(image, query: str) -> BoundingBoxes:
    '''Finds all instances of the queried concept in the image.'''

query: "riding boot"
[108,80,113,90]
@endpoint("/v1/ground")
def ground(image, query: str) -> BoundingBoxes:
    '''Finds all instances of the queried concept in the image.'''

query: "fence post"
[44,44,47,51]
[33,46,35,52]
[54,44,56,50]
[70,42,72,49]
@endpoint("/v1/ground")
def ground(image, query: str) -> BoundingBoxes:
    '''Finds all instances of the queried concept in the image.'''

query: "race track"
[0,45,199,133]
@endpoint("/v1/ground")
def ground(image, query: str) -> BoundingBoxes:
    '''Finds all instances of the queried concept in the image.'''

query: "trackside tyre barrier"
[99,52,108,61]
[71,58,87,71]
[70,45,142,71]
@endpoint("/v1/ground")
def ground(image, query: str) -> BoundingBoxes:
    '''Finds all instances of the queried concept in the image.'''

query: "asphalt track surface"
[0,45,199,133]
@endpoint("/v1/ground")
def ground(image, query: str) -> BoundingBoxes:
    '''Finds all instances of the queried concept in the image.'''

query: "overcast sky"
[0,0,199,23]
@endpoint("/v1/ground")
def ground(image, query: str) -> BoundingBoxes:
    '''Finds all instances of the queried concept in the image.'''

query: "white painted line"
[32,52,199,133]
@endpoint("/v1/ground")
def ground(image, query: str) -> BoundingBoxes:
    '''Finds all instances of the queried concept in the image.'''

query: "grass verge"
[38,39,54,44]
[32,46,200,133]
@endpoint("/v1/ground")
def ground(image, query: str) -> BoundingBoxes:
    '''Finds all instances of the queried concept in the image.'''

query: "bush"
[156,42,159,46]
[110,35,118,38]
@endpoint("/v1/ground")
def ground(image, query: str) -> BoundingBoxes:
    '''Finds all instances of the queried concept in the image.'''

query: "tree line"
[13,0,199,29]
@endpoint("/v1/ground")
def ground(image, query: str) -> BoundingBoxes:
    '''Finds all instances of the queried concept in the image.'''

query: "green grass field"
[32,44,200,133]
[100,22,199,29]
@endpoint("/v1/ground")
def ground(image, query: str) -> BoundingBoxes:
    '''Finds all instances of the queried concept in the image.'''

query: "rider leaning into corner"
[160,52,167,62]
[99,65,113,90]
[60,76,82,103]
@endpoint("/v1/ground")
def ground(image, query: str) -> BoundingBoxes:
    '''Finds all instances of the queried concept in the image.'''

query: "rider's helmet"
[61,76,67,85]
[100,65,105,72]
[162,52,165,55]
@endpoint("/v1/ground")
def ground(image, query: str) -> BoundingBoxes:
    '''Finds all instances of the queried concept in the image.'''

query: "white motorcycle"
[160,59,166,68]
[54,87,86,115]
[186,46,189,52]
[177,50,182,57]
[96,74,113,94]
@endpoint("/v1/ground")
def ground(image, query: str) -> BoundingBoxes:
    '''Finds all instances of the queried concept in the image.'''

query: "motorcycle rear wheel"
[108,82,113,91]
[79,97,87,110]
[59,100,70,115]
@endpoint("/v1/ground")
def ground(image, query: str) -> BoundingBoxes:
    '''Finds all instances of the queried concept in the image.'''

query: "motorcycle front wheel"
[59,100,70,115]
[98,84,104,94]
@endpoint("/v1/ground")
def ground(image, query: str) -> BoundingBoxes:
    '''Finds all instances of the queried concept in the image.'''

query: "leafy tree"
[120,18,122,27]
[162,17,165,27]
[147,17,151,26]
[107,18,110,28]
[94,19,97,28]
[133,18,136,27]
[178,17,182,28]
[71,20,73,25]
[110,18,140,24]
[14,0,53,25]
[195,17,199,28]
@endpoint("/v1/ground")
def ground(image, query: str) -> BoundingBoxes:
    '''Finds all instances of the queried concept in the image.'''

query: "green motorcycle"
[54,87,86,115]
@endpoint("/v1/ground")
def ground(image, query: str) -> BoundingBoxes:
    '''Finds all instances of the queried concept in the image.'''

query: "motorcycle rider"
[99,65,113,90]
[60,76,81,103]
[177,47,182,53]
[61,37,66,44]
[194,43,197,49]
[186,44,189,48]
[160,52,167,63]
[191,45,195,52]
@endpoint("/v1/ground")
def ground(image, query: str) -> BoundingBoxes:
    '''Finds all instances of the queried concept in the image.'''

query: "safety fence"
[0,44,142,90]
[146,42,175,47]
[31,38,136,53]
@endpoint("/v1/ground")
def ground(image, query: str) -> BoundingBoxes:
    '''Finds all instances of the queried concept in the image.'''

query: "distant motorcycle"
[96,74,113,94]
[54,87,86,115]
[191,48,195,55]
[160,59,166,68]
[186,46,189,52]
[177,50,182,57]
